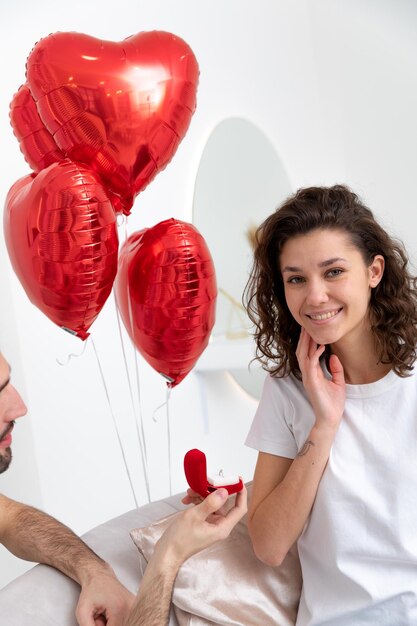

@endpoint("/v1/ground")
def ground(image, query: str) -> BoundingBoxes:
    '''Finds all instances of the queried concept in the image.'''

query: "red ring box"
[184,448,243,498]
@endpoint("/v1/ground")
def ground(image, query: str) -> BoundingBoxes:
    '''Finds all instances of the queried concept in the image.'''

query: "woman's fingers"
[297,326,325,369]
[296,326,309,361]
[309,342,325,361]
[328,353,345,386]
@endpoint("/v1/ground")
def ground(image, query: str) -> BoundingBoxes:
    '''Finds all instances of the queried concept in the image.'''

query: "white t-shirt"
[246,366,417,626]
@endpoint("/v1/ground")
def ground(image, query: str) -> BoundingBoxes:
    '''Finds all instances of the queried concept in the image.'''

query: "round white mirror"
[193,117,292,399]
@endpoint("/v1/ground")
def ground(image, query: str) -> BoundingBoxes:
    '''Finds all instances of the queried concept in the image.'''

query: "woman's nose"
[305,279,329,306]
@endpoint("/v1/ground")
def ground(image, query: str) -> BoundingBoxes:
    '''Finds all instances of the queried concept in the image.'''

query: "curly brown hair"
[244,184,417,379]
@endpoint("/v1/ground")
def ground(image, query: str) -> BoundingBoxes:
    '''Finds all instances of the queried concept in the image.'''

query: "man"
[0,351,247,625]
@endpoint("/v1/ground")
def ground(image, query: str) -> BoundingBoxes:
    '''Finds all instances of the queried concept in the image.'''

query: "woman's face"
[279,228,384,348]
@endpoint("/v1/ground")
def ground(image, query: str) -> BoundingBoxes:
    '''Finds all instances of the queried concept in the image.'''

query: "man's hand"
[157,484,247,569]
[124,485,247,626]
[181,488,204,506]
[75,565,135,626]
[181,485,235,516]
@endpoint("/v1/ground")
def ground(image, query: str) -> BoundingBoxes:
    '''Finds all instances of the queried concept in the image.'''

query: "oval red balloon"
[115,219,217,387]
[25,31,199,215]
[4,160,119,339]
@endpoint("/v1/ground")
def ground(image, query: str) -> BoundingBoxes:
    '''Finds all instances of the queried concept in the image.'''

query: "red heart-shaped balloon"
[4,161,119,339]
[115,219,217,387]
[10,84,65,172]
[25,31,199,215]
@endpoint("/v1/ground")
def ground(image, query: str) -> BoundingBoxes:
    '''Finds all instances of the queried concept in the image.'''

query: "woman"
[245,185,417,625]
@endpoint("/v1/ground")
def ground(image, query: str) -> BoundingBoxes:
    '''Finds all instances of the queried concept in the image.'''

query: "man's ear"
[369,255,385,287]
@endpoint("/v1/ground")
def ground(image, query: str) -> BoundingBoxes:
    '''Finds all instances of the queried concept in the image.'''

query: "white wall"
[1,0,416,587]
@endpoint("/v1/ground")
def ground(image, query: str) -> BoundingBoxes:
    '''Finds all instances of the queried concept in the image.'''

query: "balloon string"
[116,213,126,228]
[125,266,149,465]
[91,337,138,508]
[133,348,148,463]
[152,393,170,422]
[115,291,149,466]
[117,218,172,497]
[56,338,88,366]
[116,216,151,502]
[167,386,172,496]
[151,387,172,496]
[114,291,151,503]
[118,215,149,461]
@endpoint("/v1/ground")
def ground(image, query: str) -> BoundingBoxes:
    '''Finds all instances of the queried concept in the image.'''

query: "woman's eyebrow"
[319,257,348,267]
[282,257,348,273]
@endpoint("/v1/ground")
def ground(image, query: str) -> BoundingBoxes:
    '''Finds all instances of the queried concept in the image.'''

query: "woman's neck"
[329,335,392,385]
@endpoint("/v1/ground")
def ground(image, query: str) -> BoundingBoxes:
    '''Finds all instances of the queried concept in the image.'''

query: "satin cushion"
[130,484,302,626]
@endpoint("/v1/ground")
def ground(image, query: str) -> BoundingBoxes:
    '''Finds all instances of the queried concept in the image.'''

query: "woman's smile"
[306,308,343,323]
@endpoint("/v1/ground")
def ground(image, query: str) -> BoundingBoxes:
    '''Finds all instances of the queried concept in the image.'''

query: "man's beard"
[0,421,14,473]
[0,447,12,473]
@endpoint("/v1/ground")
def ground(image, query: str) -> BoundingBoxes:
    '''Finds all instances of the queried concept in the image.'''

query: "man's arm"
[126,485,247,626]
[0,494,134,626]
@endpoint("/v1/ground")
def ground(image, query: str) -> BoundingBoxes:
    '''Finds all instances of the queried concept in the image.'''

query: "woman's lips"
[306,308,342,323]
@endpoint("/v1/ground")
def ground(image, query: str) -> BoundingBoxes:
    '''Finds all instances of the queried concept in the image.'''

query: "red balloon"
[10,84,65,172]
[115,219,217,387]
[4,160,119,339]
[25,31,199,215]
